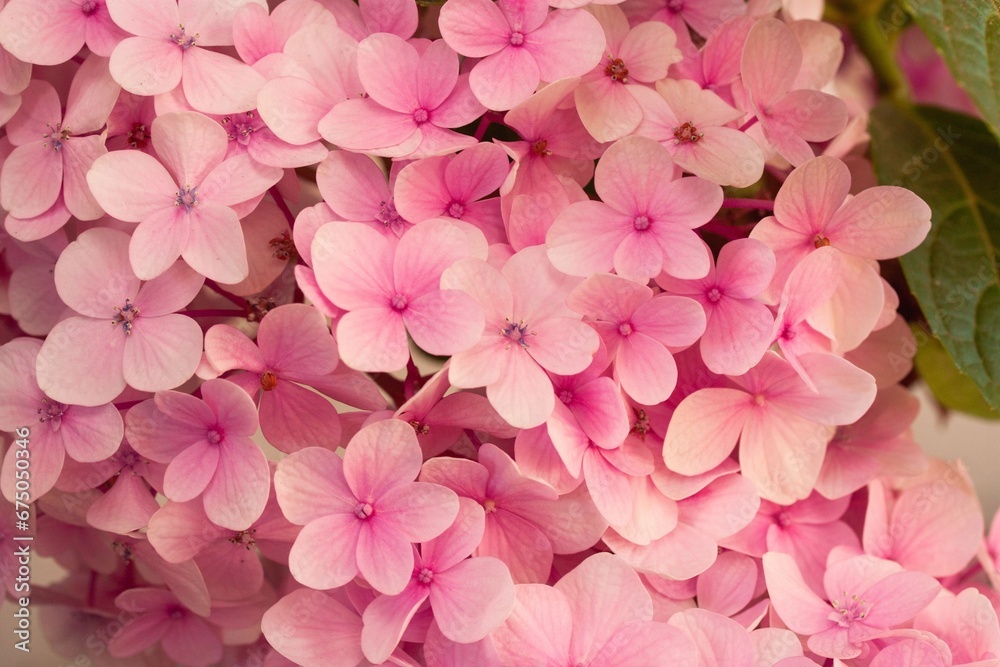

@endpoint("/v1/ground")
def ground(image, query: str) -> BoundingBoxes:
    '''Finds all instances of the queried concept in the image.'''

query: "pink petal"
[526,318,599,376]
[438,0,510,57]
[133,261,204,317]
[87,471,159,534]
[86,150,177,222]
[199,154,282,207]
[357,33,419,113]
[274,447,355,525]
[741,18,799,106]
[491,584,572,665]
[715,238,776,299]
[470,47,540,111]
[488,349,555,429]
[202,435,269,530]
[360,580,430,664]
[423,498,485,571]
[761,552,831,635]
[129,207,189,280]
[319,98,419,155]
[0,0,86,65]
[336,307,408,372]
[827,186,932,260]
[432,556,516,642]
[523,9,605,81]
[344,419,422,499]
[35,316,126,407]
[260,381,342,452]
[616,332,678,406]
[182,203,249,283]
[405,289,484,357]
[0,142,62,219]
[546,201,628,277]
[122,314,202,392]
[663,388,750,475]
[151,111,229,187]
[356,521,415,595]
[262,590,364,667]
[181,47,264,114]
[257,76,330,145]
[701,297,774,376]
[288,513,362,589]
[312,221,394,309]
[53,227,139,317]
[109,37,182,96]
[375,481,461,544]
[163,440,220,502]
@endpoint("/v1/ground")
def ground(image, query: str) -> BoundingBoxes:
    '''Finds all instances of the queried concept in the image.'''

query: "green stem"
[850,13,910,102]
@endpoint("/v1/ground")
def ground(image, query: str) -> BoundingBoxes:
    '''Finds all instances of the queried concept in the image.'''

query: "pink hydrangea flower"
[320,34,484,158]
[0,0,127,64]
[108,588,223,666]
[360,498,516,663]
[125,379,270,531]
[441,247,600,428]
[34,227,204,407]
[0,337,123,502]
[439,0,606,110]
[312,219,486,372]
[203,303,343,453]
[106,0,267,114]
[274,419,460,594]
[86,111,283,283]
[763,550,940,660]
[547,136,723,284]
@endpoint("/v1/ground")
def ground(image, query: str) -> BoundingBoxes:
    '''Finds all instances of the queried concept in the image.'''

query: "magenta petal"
[432,557,516,642]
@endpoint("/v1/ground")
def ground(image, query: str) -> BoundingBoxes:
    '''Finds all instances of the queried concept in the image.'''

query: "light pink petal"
[740,406,831,504]
[869,639,947,667]
[356,521,415,595]
[86,150,177,222]
[257,76,330,145]
[632,294,706,347]
[152,111,229,187]
[53,227,139,317]
[182,203,249,283]
[375,481,461,544]
[405,289,484,357]
[761,552,831,635]
[0,142,62,219]
[470,47,540,111]
[262,590,364,667]
[289,513,362,589]
[344,419,422,499]
[584,450,634,526]
[122,314,202,392]
[546,201,629,277]
[129,206,189,280]
[258,303,338,373]
[202,435,269,530]
[108,37,182,96]
[203,327,265,375]
[569,377,630,448]
[181,47,264,114]
[108,613,169,659]
[199,154,282,207]
[594,136,674,216]
[312,221,394,309]
[35,316,126,407]
[336,307,409,372]
[133,261,204,317]
[319,98,419,154]
[616,333,678,406]
[663,388,750,475]
[701,297,774,376]
[274,447,355,524]
[523,8,605,81]
[741,18,799,105]
[418,39,461,112]
[438,0,510,57]
[60,136,106,221]
[672,126,766,189]
[768,89,847,144]
[432,556,516,642]
[1,429,63,501]
[557,552,653,664]
[768,352,877,425]
[480,510,554,584]
[106,0,179,36]
[858,570,940,627]
[260,381,342,452]
[357,33,419,112]
[488,349,555,429]
[668,609,752,667]
[200,379,257,435]
[3,199,72,243]
[163,440,219,502]
[360,580,430,664]
[715,238,776,299]
[447,142,510,203]
[59,403,124,462]
[525,318,598,376]
[491,584,572,665]
[0,0,86,65]
[575,79,642,143]
[87,471,159,534]
[423,497,485,570]
[696,551,758,617]
[827,186,932,260]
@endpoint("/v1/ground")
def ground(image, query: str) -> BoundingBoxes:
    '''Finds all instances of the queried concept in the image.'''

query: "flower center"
[667,0,684,13]
[221,111,261,146]
[754,393,766,406]
[353,502,374,519]
[706,287,722,303]
[776,511,792,527]
[673,122,703,144]
[175,185,199,213]
[483,499,497,513]
[531,139,551,157]
[206,428,223,445]
[168,607,184,620]
[416,567,434,585]
[408,420,430,435]
[618,321,634,336]
[170,24,197,49]
[500,317,533,349]
[604,55,629,83]
[37,398,68,429]
[633,215,650,231]
[126,123,150,149]
[260,371,278,391]
[269,231,294,261]
[447,201,466,218]
[80,0,98,16]
[630,408,650,440]
[390,294,408,312]
[112,298,139,335]
[509,31,524,46]
[830,591,871,625]
[229,529,257,549]
[412,108,429,124]
[558,389,574,404]
[779,322,795,341]
[814,235,831,248]
[43,122,71,151]
[377,199,405,235]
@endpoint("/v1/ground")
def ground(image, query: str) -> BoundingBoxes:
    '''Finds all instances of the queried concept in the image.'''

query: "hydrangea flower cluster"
[0,0,997,665]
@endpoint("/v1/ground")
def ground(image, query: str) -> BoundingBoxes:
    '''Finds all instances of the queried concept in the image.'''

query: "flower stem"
[204,279,247,308]
[269,186,296,228]
[722,198,774,211]
[179,309,247,318]
[403,357,420,400]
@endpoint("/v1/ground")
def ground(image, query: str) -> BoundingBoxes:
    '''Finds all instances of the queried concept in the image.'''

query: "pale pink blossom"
[547,136,722,284]
[439,0,606,110]
[108,588,223,666]
[0,0,126,64]
[34,227,204,407]
[274,420,460,595]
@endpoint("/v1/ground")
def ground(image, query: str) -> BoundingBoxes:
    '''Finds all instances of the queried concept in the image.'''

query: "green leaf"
[870,101,1000,408]
[912,325,1000,418]
[904,0,1000,141]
